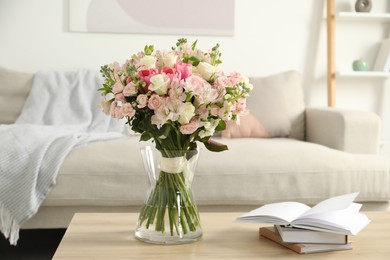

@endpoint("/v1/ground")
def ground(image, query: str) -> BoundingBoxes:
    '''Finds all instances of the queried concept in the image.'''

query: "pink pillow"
[222,113,270,139]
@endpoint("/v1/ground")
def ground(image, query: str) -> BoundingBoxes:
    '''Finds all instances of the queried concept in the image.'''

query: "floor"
[0,229,66,260]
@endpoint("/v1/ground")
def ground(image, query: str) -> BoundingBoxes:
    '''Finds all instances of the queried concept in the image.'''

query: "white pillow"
[249,70,305,140]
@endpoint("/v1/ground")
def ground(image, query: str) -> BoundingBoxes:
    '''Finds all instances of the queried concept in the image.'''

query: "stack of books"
[236,192,370,254]
[259,226,352,254]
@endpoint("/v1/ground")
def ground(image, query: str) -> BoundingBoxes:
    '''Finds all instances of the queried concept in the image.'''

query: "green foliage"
[144,44,154,55]
[99,65,115,95]
[209,43,222,66]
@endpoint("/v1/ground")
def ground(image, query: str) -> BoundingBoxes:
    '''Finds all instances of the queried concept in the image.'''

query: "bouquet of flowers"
[99,38,252,241]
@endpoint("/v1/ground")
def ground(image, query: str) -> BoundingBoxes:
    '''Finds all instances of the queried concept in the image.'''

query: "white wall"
[1,0,389,156]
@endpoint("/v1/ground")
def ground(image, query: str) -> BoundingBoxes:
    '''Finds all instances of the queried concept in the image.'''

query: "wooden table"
[53,212,390,259]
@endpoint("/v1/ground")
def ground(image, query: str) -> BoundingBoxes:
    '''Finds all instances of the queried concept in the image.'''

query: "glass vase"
[135,146,202,244]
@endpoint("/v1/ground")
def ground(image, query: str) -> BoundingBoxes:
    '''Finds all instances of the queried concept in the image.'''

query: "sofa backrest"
[248,70,306,140]
[0,66,34,124]
[0,67,306,140]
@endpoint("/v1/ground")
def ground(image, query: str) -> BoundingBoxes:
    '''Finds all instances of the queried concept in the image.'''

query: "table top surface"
[53,211,390,259]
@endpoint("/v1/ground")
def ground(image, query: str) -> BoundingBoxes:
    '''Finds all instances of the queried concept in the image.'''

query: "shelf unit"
[337,71,390,78]
[336,12,390,21]
[326,0,390,106]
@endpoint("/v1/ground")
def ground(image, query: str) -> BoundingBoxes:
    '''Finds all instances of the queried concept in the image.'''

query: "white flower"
[149,74,170,95]
[151,107,169,128]
[197,62,218,81]
[178,102,195,125]
[162,53,178,68]
[139,55,157,69]
[199,118,220,138]
[99,98,111,115]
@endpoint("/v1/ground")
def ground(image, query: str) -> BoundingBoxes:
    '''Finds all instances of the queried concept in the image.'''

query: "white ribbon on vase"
[160,157,187,174]
[160,152,199,185]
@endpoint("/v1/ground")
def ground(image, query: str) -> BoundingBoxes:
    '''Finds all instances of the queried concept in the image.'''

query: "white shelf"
[336,71,390,78]
[336,12,390,21]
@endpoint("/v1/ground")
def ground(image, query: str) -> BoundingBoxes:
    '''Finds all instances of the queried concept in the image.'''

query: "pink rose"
[121,103,135,117]
[148,94,163,110]
[175,62,192,80]
[179,119,200,135]
[162,66,175,75]
[123,82,137,97]
[137,94,148,108]
[115,93,125,102]
[138,68,159,87]
[112,81,124,94]
[110,102,122,119]
[184,75,208,95]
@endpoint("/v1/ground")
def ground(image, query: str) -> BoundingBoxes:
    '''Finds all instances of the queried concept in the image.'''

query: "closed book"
[259,227,353,254]
[275,225,348,244]
[374,38,390,71]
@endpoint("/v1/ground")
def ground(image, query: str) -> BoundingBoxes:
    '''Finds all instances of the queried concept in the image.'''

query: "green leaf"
[188,56,200,66]
[215,120,226,131]
[203,139,228,152]
[163,123,172,138]
[140,132,153,142]
[191,39,198,51]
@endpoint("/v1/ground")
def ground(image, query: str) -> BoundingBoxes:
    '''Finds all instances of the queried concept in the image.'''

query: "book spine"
[259,227,302,254]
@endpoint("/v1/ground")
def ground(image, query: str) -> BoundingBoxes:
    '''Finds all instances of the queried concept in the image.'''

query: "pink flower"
[110,101,123,119]
[113,81,124,94]
[175,62,192,80]
[148,94,163,110]
[196,107,209,119]
[121,103,135,117]
[179,119,200,135]
[162,66,175,75]
[184,75,208,95]
[137,94,148,108]
[110,101,118,117]
[234,98,247,114]
[138,68,159,86]
[123,82,137,97]
[210,105,220,116]
[115,93,125,102]
[229,72,248,85]
[214,74,229,88]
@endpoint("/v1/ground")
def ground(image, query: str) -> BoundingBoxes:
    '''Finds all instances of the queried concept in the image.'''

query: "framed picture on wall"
[68,0,235,36]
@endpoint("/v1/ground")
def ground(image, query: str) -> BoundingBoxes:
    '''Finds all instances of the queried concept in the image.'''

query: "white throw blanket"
[0,69,128,245]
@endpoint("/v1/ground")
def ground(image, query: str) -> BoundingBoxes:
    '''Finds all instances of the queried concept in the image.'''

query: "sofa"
[1,66,389,230]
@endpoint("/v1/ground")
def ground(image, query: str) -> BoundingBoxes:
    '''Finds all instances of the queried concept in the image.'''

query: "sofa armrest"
[305,107,381,154]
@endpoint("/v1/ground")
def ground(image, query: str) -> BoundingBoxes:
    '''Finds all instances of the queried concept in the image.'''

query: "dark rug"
[0,229,66,260]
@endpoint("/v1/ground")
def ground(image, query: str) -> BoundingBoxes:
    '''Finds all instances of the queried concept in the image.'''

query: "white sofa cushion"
[43,137,390,207]
[0,66,34,124]
[249,70,305,140]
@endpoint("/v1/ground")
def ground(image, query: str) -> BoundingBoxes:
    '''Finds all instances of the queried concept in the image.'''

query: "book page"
[237,202,310,224]
[292,203,370,235]
[300,192,359,217]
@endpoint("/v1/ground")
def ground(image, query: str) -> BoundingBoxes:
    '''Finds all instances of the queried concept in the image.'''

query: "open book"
[236,192,370,235]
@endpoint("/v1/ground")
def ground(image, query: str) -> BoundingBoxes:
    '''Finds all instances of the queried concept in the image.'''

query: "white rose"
[178,102,195,125]
[162,53,178,68]
[139,55,157,69]
[197,62,217,81]
[149,74,170,95]
[241,75,250,84]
